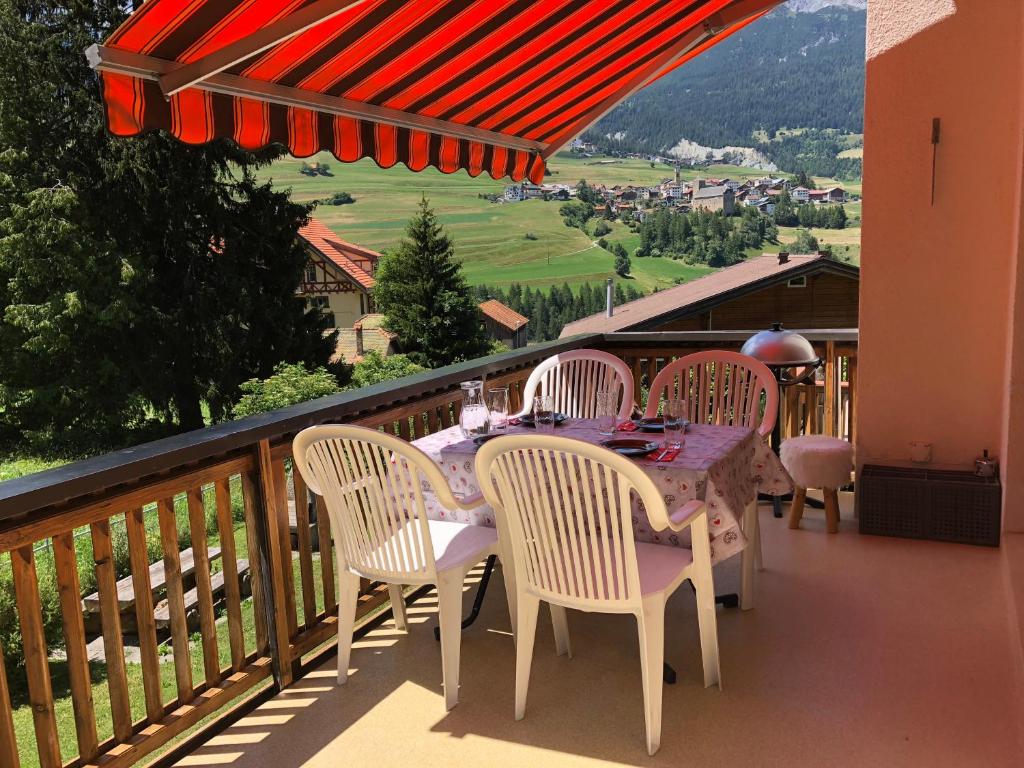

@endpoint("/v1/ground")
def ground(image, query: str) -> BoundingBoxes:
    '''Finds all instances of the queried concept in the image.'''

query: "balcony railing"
[0,330,855,768]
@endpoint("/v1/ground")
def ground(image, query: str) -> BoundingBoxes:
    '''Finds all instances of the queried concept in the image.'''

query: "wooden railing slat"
[53,531,99,762]
[240,470,269,656]
[90,520,134,743]
[125,507,164,723]
[256,441,294,687]
[186,487,221,685]
[0,634,19,768]
[271,458,298,641]
[214,479,246,672]
[11,545,62,768]
[291,469,317,628]
[157,498,194,703]
[315,494,336,615]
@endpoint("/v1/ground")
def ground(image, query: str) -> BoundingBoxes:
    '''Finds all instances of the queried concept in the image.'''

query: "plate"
[518,412,568,427]
[600,438,660,457]
[637,417,690,432]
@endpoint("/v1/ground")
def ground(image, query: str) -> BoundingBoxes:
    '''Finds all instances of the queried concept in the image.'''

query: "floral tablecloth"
[412,420,792,566]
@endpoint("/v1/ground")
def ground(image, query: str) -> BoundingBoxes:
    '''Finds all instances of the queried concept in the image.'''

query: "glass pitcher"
[459,380,490,439]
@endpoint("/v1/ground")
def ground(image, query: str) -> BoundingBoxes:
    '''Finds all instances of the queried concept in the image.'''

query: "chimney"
[778,252,789,265]
[606,278,614,317]
[355,322,365,356]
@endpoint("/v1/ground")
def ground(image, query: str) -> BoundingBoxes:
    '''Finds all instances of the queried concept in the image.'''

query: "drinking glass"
[663,399,687,449]
[596,390,617,435]
[488,387,510,431]
[533,395,555,434]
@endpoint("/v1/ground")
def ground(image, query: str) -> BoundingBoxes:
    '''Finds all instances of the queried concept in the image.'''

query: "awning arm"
[160,0,373,98]
[86,45,545,155]
[541,0,782,159]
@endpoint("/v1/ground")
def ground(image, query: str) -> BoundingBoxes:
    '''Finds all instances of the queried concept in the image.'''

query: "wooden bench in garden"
[81,545,221,614]
[154,559,250,629]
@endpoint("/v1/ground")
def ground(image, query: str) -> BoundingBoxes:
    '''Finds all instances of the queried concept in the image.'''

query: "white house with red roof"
[297,217,380,329]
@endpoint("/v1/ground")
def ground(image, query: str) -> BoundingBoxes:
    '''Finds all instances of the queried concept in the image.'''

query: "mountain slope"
[584,5,866,153]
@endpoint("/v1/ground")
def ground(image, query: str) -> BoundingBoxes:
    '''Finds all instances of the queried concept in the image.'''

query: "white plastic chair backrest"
[292,425,463,584]
[644,350,778,439]
[517,349,634,420]
[476,435,670,613]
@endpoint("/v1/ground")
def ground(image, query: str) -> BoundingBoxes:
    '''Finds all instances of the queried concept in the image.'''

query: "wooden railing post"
[253,439,294,688]
[824,341,837,437]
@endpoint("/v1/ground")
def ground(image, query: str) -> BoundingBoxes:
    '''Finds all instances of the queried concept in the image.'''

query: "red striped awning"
[89,0,781,184]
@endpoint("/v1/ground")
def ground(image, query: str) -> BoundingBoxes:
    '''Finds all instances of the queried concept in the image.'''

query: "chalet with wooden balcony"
[296,217,379,329]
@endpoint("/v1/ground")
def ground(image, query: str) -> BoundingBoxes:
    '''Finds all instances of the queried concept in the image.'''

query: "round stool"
[780,436,853,533]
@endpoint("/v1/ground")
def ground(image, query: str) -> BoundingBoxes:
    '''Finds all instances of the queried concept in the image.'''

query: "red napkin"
[507,417,521,426]
[652,448,680,462]
[617,421,638,432]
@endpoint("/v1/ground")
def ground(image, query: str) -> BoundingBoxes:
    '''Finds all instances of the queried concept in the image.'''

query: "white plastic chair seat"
[544,539,694,601]
[428,520,499,573]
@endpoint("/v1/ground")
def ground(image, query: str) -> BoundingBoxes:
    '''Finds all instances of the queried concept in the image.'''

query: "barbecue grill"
[742,323,823,516]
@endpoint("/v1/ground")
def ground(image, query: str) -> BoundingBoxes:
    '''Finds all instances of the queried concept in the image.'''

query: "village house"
[691,181,736,214]
[792,186,811,203]
[561,252,857,336]
[479,299,529,349]
[297,217,378,329]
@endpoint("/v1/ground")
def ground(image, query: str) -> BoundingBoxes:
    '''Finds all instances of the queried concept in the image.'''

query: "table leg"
[433,554,497,641]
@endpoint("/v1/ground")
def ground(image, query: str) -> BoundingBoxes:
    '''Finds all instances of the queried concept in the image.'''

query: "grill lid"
[741,323,819,366]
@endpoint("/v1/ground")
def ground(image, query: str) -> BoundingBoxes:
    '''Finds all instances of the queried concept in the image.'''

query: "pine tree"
[613,242,631,277]
[374,198,489,368]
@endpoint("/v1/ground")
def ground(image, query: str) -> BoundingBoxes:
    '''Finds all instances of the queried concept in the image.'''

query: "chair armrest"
[455,491,486,510]
[668,500,707,531]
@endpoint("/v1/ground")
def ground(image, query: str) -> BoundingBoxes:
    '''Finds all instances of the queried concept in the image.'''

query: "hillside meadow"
[253,152,860,293]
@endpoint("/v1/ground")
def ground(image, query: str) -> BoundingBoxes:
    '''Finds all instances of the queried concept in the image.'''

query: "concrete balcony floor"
[176,501,1024,768]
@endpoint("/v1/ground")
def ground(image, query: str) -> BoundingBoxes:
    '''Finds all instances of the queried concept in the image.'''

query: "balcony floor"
[176,501,1024,768]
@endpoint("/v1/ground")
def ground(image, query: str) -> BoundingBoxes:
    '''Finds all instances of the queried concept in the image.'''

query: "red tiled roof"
[298,217,378,290]
[480,299,528,331]
[560,253,857,336]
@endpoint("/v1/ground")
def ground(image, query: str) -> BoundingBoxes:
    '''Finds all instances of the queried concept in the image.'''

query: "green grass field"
[254,152,857,292]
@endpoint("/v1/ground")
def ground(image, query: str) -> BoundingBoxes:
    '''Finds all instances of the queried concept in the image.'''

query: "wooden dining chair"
[475,434,720,756]
[645,350,778,609]
[292,425,498,710]
[515,348,634,420]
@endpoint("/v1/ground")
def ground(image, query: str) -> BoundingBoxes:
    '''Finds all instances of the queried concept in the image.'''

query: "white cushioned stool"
[780,436,853,534]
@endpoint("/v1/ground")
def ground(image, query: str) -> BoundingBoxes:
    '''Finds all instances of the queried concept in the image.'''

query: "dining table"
[412,418,793,568]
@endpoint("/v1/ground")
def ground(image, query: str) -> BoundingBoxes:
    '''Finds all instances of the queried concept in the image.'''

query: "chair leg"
[691,573,722,689]
[336,572,361,685]
[514,594,541,721]
[824,488,840,534]
[637,598,665,756]
[740,500,756,611]
[788,487,807,529]
[437,571,465,711]
[754,506,765,572]
[550,604,572,658]
[388,584,407,631]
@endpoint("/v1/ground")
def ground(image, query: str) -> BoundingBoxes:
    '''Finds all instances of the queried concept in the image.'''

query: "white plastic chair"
[292,425,498,710]
[475,435,720,756]
[645,350,778,609]
[515,349,634,421]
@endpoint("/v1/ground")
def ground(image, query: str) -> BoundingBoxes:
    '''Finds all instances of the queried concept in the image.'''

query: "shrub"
[524,232,538,240]
[593,220,611,237]
[322,191,354,205]
[232,363,341,419]
[347,352,425,389]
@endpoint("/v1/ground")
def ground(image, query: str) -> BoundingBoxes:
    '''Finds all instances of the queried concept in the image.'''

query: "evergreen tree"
[374,198,489,368]
[0,0,333,446]
[612,242,631,277]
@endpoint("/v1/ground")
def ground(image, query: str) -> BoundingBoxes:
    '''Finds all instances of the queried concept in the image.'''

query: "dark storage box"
[858,464,1001,547]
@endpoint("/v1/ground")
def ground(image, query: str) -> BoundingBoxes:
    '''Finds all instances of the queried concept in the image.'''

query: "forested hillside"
[585,4,865,177]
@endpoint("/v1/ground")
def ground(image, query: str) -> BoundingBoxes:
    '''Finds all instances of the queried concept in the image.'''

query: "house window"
[304,264,317,283]
[787,277,808,288]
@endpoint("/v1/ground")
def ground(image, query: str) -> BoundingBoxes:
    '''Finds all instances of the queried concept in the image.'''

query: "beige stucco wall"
[328,292,367,329]
[858,1,1024,528]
